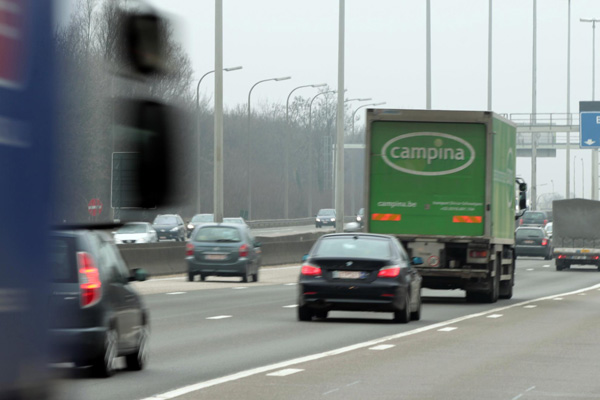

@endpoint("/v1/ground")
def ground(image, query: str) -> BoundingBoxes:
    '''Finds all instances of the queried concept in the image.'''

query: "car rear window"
[191,214,214,222]
[50,237,78,283]
[522,213,545,223]
[318,209,335,216]
[516,229,544,238]
[313,236,391,259]
[193,227,242,242]
[154,216,177,224]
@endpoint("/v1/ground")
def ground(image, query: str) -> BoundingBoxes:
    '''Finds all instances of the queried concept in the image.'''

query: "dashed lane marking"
[524,305,537,308]
[283,305,298,308]
[438,327,457,332]
[487,314,503,319]
[206,315,232,320]
[232,287,248,290]
[369,344,395,351]
[166,292,186,295]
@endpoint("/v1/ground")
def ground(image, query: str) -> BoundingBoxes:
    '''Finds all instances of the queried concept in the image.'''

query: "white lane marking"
[524,305,537,309]
[542,265,550,268]
[166,292,186,295]
[141,282,600,400]
[148,265,300,282]
[438,327,457,332]
[284,283,297,286]
[283,305,298,308]
[487,314,503,319]
[206,315,232,320]
[553,298,564,301]
[232,287,248,290]
[323,388,339,395]
[346,381,361,387]
[266,368,303,377]
[526,386,536,392]
[579,293,587,296]
[512,395,523,400]
[526,268,534,271]
[369,344,395,351]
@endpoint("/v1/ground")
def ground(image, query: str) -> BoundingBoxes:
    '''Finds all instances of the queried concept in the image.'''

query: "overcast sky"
[62,0,600,200]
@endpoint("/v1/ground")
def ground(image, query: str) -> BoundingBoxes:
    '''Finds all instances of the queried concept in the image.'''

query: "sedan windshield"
[117,224,147,234]
[314,237,391,259]
[194,227,242,242]
[318,209,335,216]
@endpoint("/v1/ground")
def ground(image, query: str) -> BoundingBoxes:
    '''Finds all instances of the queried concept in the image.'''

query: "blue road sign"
[580,112,600,148]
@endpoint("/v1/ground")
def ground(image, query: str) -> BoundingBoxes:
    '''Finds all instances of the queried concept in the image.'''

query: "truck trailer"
[365,109,525,303]
[553,199,600,271]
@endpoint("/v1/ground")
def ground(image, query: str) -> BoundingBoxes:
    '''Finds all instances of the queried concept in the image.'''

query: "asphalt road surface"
[53,257,600,400]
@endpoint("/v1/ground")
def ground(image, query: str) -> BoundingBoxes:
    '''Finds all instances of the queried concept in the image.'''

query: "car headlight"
[170,227,179,232]
[331,218,335,221]
[357,216,362,221]
[316,218,320,222]
[187,224,194,229]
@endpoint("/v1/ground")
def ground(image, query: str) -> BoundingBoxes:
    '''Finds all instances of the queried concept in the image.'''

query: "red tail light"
[301,264,322,276]
[186,243,194,257]
[77,252,102,308]
[594,256,600,260]
[519,219,523,225]
[469,250,488,258]
[541,239,548,246]
[239,244,249,258]
[378,266,400,278]
[558,255,566,259]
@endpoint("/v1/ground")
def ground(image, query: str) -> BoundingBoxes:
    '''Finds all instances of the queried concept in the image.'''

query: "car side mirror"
[302,254,309,262]
[129,268,149,282]
[411,257,423,266]
[254,241,261,248]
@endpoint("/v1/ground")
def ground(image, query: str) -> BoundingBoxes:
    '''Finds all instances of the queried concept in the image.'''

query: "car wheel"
[125,324,149,371]
[200,274,207,282]
[410,289,421,321]
[92,328,117,378]
[252,270,259,282]
[555,260,564,271]
[297,305,313,321]
[187,272,195,282]
[544,251,552,260]
[393,292,411,323]
[315,310,328,319]
[242,268,250,283]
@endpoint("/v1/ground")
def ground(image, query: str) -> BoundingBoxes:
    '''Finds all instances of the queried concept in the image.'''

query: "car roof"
[320,232,392,240]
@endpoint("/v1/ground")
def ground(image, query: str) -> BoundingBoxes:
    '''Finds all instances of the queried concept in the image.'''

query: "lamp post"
[308,90,337,217]
[351,102,386,137]
[344,97,371,103]
[566,0,571,198]
[195,66,242,214]
[283,83,327,219]
[487,0,493,111]
[581,18,600,200]
[246,76,291,220]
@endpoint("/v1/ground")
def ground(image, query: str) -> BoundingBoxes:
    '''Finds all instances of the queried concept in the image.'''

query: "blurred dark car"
[515,226,552,260]
[316,208,336,228]
[297,233,423,323]
[518,210,549,228]
[153,214,186,241]
[49,230,149,377]
[187,213,214,237]
[186,223,261,282]
[355,208,365,227]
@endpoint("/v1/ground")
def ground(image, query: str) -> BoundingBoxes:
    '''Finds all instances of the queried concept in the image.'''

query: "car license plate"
[334,270,361,279]
[159,236,167,240]
[523,240,534,244]
[572,255,587,260]
[206,254,226,260]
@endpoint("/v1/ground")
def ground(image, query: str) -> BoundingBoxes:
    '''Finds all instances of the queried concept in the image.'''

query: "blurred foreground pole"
[214,0,224,222]
[335,0,345,233]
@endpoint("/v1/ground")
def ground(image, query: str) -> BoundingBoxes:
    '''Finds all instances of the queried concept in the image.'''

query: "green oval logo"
[381,132,475,176]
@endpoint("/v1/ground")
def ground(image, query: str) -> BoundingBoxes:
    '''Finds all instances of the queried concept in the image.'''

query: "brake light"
[378,266,400,278]
[519,219,523,225]
[239,244,249,258]
[77,252,102,308]
[541,239,548,246]
[186,243,194,256]
[558,255,566,259]
[301,264,322,276]
[469,250,488,258]
[594,256,600,260]
[544,219,548,225]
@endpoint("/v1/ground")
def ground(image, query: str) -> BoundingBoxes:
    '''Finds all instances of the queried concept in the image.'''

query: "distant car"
[515,226,552,260]
[187,213,214,237]
[113,222,157,244]
[223,217,249,228]
[297,233,423,323]
[153,214,186,241]
[316,208,336,228]
[355,208,365,227]
[518,211,549,227]
[186,223,261,282]
[49,230,149,377]
[545,222,553,238]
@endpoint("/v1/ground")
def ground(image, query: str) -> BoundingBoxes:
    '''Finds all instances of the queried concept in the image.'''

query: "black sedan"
[297,233,423,323]
[515,227,552,260]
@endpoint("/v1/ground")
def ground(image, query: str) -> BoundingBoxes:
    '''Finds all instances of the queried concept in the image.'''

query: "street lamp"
[351,102,386,137]
[581,17,600,200]
[195,66,242,214]
[283,83,327,219]
[246,76,291,220]
[344,97,371,103]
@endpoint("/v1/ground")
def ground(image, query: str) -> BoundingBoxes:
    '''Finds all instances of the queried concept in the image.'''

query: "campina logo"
[381,132,475,176]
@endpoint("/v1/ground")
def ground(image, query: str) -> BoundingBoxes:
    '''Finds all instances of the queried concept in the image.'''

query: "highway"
[54,258,600,400]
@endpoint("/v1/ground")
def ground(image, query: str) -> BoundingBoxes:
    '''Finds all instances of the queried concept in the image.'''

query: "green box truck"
[365,109,524,303]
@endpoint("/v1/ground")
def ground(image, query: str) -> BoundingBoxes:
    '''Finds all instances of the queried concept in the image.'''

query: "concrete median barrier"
[117,232,325,276]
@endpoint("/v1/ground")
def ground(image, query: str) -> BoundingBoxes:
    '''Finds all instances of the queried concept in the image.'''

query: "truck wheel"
[555,261,563,271]
[500,252,515,299]
[480,261,499,303]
